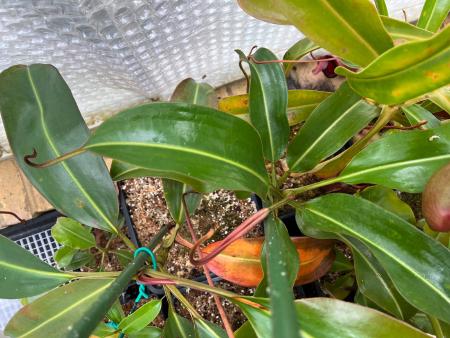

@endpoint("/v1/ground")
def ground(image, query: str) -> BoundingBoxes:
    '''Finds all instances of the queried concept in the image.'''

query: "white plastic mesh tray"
[0,228,60,332]
[0,0,426,158]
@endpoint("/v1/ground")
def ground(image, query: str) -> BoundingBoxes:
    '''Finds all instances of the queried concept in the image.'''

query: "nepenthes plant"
[0,0,449,337]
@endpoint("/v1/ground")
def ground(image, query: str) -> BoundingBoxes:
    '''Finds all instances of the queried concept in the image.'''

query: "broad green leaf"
[110,160,212,193]
[375,0,388,15]
[54,246,76,268]
[232,297,271,338]
[262,216,300,338]
[107,299,125,324]
[238,48,289,162]
[170,78,217,108]
[86,103,269,197]
[402,104,441,130]
[218,89,331,126]
[324,272,355,300]
[337,123,450,193]
[417,0,450,32]
[296,194,450,323]
[0,234,72,298]
[128,327,162,338]
[194,319,227,338]
[381,16,433,42]
[92,322,117,337]
[296,298,429,337]
[283,37,319,75]
[51,217,96,249]
[163,309,195,338]
[354,290,384,311]
[161,78,210,225]
[358,186,416,224]
[0,64,119,233]
[163,179,201,224]
[330,250,353,273]
[118,300,161,334]
[429,86,450,113]
[348,237,416,320]
[65,250,93,271]
[55,246,93,270]
[287,83,379,172]
[239,0,393,66]
[5,278,114,338]
[237,0,290,25]
[336,27,450,105]
[234,321,257,338]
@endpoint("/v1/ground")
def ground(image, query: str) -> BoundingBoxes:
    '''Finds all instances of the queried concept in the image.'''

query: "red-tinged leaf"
[202,237,335,287]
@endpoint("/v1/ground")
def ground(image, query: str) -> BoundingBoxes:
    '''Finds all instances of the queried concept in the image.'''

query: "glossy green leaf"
[232,297,271,338]
[238,48,289,162]
[429,86,450,113]
[336,26,450,105]
[128,327,162,338]
[417,0,450,32]
[5,278,114,338]
[296,193,450,323]
[358,185,416,224]
[234,321,257,338]
[283,37,319,75]
[381,16,433,42]
[163,309,195,338]
[92,322,116,337]
[0,64,119,233]
[287,83,379,172]
[171,78,217,108]
[402,104,441,130]
[118,300,161,334]
[375,0,388,15]
[324,272,355,300]
[218,90,331,126]
[194,319,227,338]
[296,298,429,337]
[337,123,450,193]
[55,246,93,270]
[239,0,393,66]
[107,299,125,324]
[262,215,300,338]
[161,78,211,225]
[0,234,72,299]
[65,250,93,271]
[162,179,201,225]
[237,0,290,25]
[54,246,76,269]
[86,103,268,197]
[51,217,96,249]
[348,237,416,320]
[330,249,353,273]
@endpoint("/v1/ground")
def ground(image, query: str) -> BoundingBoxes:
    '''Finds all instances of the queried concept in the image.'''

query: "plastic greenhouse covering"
[0,0,426,159]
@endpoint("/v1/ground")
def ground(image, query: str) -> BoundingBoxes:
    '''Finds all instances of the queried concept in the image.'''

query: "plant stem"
[428,316,445,338]
[72,271,121,278]
[283,176,342,197]
[117,231,137,251]
[165,284,202,319]
[182,196,235,338]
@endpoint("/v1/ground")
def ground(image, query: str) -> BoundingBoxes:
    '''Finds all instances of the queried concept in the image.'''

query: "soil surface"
[122,177,262,329]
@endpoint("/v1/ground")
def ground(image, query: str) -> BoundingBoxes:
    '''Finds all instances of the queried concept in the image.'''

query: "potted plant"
[0,0,449,337]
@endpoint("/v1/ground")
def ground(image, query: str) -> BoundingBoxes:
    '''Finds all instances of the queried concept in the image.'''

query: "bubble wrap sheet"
[0,0,425,158]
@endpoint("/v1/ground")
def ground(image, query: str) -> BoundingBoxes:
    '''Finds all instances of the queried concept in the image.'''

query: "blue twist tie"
[106,321,119,330]
[134,247,157,270]
[135,283,149,304]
